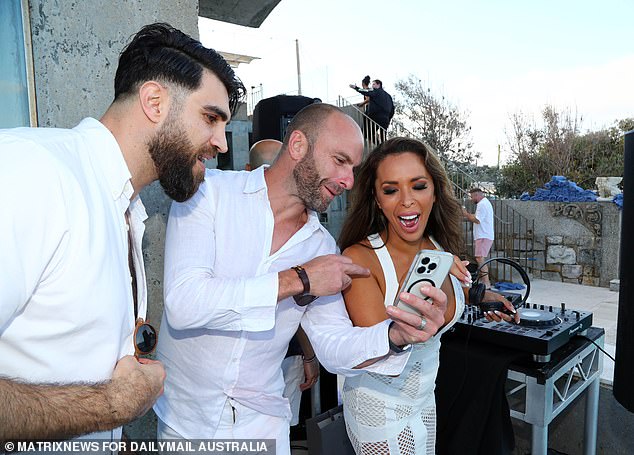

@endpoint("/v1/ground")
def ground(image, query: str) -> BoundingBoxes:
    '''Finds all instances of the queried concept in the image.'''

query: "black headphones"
[468,257,531,309]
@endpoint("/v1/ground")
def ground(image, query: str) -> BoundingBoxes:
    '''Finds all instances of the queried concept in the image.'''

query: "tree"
[392,75,478,163]
[498,105,631,197]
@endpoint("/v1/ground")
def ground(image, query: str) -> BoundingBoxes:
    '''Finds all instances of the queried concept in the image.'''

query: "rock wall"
[502,200,621,287]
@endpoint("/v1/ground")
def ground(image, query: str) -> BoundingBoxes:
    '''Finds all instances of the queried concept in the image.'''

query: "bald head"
[281,103,359,153]
[248,139,282,170]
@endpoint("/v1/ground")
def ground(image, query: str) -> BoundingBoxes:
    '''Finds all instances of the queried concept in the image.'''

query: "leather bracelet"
[388,321,412,353]
[303,355,316,363]
[291,265,310,295]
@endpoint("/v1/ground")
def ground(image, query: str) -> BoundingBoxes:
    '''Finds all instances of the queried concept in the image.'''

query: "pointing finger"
[344,263,371,278]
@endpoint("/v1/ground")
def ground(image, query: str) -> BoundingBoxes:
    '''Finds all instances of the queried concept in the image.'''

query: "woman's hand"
[386,284,448,346]
[482,290,521,324]
[450,256,472,286]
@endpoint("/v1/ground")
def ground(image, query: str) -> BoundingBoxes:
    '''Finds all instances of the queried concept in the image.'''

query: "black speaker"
[614,129,634,412]
[252,95,320,142]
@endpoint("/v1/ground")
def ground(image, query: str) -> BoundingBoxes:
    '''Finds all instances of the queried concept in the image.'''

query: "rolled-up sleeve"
[163,180,278,332]
[301,294,410,377]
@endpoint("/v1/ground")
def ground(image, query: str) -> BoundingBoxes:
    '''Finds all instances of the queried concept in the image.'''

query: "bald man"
[246,139,282,170]
[248,137,319,431]
[156,103,433,454]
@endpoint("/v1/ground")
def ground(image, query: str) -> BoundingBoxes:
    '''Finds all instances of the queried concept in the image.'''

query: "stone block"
[610,279,620,292]
[577,237,596,248]
[583,265,596,277]
[531,252,545,270]
[545,263,562,273]
[541,271,562,282]
[547,245,576,264]
[547,236,563,245]
[582,276,600,287]
[533,237,546,251]
[578,249,596,265]
[563,278,581,284]
[562,265,583,279]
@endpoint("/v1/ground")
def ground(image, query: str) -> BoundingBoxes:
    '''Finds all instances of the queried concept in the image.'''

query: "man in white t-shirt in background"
[463,188,495,288]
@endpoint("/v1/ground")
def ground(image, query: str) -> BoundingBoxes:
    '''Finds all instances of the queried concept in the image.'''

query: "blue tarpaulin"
[613,193,623,209]
[520,176,597,202]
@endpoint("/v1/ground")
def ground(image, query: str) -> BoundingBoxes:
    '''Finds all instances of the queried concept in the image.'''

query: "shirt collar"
[243,165,268,194]
[73,118,134,205]
[244,165,323,233]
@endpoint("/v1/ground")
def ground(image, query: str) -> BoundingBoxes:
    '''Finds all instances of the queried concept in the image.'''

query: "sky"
[199,0,634,165]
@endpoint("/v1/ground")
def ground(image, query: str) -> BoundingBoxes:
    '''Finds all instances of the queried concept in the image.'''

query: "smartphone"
[392,249,454,316]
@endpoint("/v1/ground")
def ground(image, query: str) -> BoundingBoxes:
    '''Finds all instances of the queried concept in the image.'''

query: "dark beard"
[293,150,330,213]
[147,123,205,203]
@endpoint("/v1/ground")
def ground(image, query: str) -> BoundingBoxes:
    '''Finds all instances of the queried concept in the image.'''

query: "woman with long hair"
[339,137,514,454]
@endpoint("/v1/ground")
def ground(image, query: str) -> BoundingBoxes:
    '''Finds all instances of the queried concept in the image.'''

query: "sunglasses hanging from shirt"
[134,318,158,357]
[127,211,158,357]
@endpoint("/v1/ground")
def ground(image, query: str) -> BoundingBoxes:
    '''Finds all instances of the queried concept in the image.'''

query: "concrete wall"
[504,200,621,287]
[28,0,202,329]
[29,0,199,128]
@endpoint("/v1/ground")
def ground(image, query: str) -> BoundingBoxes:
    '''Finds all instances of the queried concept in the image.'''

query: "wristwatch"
[291,265,317,307]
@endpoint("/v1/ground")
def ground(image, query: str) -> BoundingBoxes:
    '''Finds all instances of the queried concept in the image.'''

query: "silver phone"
[392,249,454,316]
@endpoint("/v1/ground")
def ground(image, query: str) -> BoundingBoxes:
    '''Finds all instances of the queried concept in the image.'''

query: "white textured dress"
[343,234,465,455]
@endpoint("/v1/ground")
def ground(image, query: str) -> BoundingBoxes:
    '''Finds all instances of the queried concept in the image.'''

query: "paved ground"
[520,278,619,384]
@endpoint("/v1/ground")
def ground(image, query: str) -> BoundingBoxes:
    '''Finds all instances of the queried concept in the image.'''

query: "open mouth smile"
[398,214,420,229]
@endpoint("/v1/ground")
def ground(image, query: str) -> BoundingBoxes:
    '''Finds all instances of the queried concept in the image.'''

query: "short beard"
[147,119,204,203]
[293,149,330,213]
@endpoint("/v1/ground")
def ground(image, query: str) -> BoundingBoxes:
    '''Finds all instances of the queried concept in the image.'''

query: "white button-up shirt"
[0,118,147,440]
[155,167,408,438]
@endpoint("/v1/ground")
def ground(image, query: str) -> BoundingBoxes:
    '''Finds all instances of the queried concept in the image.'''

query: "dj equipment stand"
[505,327,604,455]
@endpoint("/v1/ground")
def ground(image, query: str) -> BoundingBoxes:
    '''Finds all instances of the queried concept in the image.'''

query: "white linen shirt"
[474,197,495,240]
[155,167,408,438]
[0,118,147,440]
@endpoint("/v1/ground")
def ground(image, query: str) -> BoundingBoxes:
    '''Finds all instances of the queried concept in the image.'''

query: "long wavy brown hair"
[338,137,463,255]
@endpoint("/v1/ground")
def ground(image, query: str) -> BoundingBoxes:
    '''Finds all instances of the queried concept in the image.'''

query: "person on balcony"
[356,75,372,113]
[349,79,395,142]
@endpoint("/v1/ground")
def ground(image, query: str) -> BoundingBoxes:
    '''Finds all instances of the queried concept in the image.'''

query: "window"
[0,0,36,127]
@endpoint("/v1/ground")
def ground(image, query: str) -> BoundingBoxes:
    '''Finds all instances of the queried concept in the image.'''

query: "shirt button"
[232,358,238,363]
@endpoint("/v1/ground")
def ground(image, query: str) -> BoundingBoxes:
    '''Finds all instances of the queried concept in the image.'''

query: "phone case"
[393,249,454,316]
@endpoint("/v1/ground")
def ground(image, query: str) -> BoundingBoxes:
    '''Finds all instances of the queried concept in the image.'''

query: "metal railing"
[462,199,535,283]
[246,84,263,117]
[336,96,536,282]
[336,96,384,157]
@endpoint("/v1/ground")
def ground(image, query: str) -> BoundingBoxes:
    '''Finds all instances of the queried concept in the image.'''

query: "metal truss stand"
[506,327,604,455]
